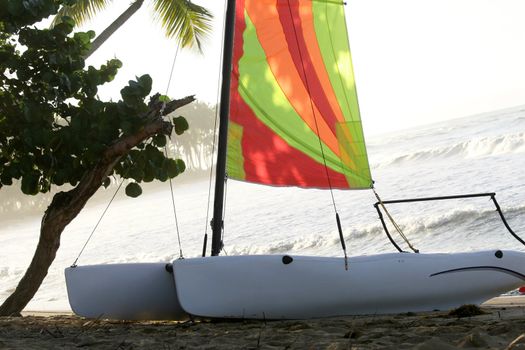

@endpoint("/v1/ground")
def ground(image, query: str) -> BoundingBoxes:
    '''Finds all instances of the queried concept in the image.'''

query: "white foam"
[372,132,525,169]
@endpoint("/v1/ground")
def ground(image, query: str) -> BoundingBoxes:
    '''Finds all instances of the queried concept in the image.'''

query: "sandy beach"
[0,296,522,349]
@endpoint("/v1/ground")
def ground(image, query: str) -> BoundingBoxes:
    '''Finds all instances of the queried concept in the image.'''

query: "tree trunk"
[0,95,195,316]
[85,0,144,59]
[0,211,63,316]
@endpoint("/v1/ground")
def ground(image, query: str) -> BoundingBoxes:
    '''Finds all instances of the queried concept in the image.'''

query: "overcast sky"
[81,1,525,136]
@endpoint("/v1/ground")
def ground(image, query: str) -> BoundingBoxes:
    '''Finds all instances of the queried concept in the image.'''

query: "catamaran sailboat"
[65,0,525,320]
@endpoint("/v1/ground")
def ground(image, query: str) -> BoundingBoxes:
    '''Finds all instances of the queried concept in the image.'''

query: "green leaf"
[159,95,170,103]
[0,173,13,186]
[164,158,186,178]
[137,75,152,96]
[152,134,167,147]
[60,16,76,28]
[165,159,179,178]
[21,172,40,195]
[175,159,186,173]
[128,166,144,182]
[125,182,142,198]
[173,116,188,135]
[74,31,92,46]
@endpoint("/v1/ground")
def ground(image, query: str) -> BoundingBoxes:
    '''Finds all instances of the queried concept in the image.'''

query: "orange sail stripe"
[245,0,340,157]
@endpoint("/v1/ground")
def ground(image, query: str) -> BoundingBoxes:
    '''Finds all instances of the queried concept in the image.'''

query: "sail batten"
[228,0,372,189]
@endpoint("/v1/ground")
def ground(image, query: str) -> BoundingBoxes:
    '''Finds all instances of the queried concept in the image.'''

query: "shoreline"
[20,295,525,317]
[1,296,522,349]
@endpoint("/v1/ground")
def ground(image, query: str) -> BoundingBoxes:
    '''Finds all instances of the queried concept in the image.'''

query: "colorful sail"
[227,0,372,189]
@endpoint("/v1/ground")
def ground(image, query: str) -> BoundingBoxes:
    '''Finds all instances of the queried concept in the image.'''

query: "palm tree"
[53,0,213,58]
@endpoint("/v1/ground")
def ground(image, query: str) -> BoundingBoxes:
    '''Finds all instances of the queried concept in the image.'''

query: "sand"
[0,297,524,349]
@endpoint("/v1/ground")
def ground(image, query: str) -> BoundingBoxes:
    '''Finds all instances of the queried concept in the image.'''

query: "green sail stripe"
[312,2,372,185]
[336,121,373,187]
[226,121,246,180]
[313,2,360,122]
[239,13,346,174]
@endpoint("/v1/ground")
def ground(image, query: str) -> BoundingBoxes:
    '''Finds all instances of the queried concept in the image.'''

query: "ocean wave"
[373,132,525,168]
[399,204,525,236]
[222,204,525,255]
[225,225,385,255]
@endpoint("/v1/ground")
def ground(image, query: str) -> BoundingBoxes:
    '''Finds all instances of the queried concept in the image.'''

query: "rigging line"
[164,39,182,101]
[324,0,354,178]
[71,179,124,267]
[220,175,229,255]
[327,2,372,184]
[164,147,184,258]
[286,1,348,268]
[161,36,185,258]
[373,188,419,253]
[285,0,338,214]
[202,0,228,257]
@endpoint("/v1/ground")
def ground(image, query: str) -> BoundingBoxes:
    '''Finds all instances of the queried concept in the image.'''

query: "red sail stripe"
[233,97,350,188]
[229,0,247,126]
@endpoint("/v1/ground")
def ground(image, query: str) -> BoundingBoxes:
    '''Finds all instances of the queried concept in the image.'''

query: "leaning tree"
[0,0,194,316]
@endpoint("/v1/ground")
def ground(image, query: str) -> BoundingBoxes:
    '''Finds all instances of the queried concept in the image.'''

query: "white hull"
[173,250,525,319]
[65,263,187,320]
[65,250,525,320]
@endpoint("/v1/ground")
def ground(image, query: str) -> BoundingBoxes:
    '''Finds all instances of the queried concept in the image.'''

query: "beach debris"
[415,337,458,350]
[488,322,512,336]
[506,334,525,350]
[457,331,490,348]
[343,329,361,339]
[76,336,105,347]
[39,325,64,338]
[448,304,486,318]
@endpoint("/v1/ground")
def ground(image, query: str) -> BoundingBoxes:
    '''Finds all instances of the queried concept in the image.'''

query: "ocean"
[1,106,524,311]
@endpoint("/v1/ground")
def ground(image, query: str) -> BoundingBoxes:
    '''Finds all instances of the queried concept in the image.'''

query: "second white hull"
[65,263,187,320]
[173,250,525,319]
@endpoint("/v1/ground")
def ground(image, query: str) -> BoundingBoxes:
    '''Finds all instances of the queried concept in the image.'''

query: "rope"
[164,147,184,258]
[161,41,185,259]
[285,0,348,266]
[373,188,419,253]
[285,1,337,211]
[71,179,124,266]
[71,27,186,265]
[220,174,229,254]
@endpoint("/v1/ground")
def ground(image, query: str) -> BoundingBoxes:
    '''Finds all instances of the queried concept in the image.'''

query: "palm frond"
[152,0,213,52]
[52,0,115,27]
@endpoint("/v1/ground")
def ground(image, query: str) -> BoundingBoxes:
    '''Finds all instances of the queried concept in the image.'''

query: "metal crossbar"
[373,192,525,253]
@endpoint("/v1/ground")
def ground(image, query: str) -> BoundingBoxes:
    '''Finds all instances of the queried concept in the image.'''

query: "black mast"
[211,0,237,256]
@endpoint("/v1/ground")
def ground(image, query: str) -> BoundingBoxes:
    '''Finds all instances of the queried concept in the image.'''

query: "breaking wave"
[373,132,525,168]
[222,204,525,256]
[396,204,525,236]
[225,225,388,256]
